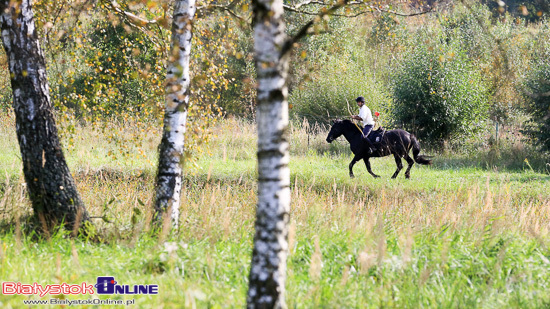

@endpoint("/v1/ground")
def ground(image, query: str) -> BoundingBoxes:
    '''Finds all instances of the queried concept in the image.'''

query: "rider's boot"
[362,136,374,154]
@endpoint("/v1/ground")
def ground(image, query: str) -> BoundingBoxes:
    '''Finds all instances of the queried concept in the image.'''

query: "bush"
[369,14,401,45]
[441,3,526,125]
[60,21,165,118]
[214,24,256,118]
[440,3,493,65]
[391,32,490,145]
[289,56,390,125]
[522,45,550,152]
[288,17,391,126]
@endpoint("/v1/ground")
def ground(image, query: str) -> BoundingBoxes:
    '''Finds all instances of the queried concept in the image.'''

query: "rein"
[352,122,364,137]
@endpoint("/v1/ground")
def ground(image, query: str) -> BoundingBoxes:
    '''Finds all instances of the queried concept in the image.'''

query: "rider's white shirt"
[359,105,375,126]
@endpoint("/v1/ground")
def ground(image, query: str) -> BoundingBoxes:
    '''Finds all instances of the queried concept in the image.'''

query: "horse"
[326,119,432,179]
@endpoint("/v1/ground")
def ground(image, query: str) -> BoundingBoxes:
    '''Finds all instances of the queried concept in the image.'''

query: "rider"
[351,96,375,153]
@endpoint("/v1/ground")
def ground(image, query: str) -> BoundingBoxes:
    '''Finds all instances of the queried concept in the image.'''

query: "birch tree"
[153,0,196,228]
[246,0,389,306]
[247,0,291,306]
[0,0,90,233]
[105,0,244,229]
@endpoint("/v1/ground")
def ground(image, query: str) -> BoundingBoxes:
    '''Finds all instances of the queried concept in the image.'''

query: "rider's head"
[355,96,365,107]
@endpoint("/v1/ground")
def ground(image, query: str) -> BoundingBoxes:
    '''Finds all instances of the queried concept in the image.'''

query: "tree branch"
[282,0,351,56]
[100,0,167,55]
[196,0,250,21]
[294,0,327,9]
[373,4,435,17]
[283,0,435,18]
[196,3,248,21]
[107,0,158,26]
[108,0,249,26]
[282,0,437,56]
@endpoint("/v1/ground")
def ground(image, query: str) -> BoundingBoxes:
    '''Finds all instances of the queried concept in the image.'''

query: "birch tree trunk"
[247,0,291,307]
[153,0,196,228]
[0,1,90,232]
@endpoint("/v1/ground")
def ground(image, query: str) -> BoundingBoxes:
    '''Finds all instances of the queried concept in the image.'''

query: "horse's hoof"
[350,174,355,179]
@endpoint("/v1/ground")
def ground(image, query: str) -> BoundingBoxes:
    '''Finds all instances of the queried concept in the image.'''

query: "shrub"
[440,3,493,65]
[289,55,390,125]
[214,24,256,118]
[369,14,401,45]
[288,17,391,126]
[522,45,550,152]
[59,20,165,118]
[391,33,490,145]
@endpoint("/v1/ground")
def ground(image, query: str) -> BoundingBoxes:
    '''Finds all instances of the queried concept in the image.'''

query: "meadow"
[0,112,549,308]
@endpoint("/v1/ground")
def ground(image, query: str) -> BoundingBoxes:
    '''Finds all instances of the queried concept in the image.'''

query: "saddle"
[367,127,386,144]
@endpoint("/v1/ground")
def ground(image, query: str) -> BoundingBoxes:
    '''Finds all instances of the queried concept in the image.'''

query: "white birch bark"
[247,0,291,307]
[153,0,196,228]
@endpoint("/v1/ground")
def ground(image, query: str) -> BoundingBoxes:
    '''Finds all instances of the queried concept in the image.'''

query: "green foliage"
[290,58,389,125]
[440,3,528,125]
[1,0,550,157]
[60,20,165,118]
[212,21,256,118]
[440,3,492,65]
[391,31,490,144]
[289,18,391,125]
[522,43,550,152]
[19,2,232,167]
[369,14,401,45]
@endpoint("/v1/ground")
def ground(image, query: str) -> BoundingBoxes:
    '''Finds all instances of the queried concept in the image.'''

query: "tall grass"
[1,116,549,307]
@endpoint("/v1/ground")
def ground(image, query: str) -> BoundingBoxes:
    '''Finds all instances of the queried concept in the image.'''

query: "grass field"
[1,114,550,308]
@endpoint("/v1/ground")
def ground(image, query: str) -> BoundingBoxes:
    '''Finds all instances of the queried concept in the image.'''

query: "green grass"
[1,117,550,308]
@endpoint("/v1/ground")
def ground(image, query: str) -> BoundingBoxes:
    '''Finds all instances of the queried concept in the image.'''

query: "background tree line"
[286,1,550,153]
[2,1,550,152]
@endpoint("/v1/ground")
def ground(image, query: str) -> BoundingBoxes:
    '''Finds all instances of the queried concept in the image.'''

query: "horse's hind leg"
[391,154,403,179]
[349,155,360,178]
[364,158,380,178]
[404,153,415,179]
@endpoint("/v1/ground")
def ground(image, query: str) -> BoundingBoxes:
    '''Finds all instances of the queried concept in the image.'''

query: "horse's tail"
[411,134,432,165]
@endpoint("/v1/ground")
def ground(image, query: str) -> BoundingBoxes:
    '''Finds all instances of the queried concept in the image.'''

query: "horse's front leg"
[364,157,380,178]
[349,155,360,178]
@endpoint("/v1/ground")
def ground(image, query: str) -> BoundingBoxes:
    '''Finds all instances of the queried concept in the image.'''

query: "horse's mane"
[334,119,387,134]
[335,119,363,130]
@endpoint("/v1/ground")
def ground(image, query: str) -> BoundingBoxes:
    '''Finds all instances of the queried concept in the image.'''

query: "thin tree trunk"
[153,0,196,228]
[0,0,89,232]
[247,0,291,306]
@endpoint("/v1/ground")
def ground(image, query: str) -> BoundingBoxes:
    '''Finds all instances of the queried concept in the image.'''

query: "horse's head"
[326,119,345,143]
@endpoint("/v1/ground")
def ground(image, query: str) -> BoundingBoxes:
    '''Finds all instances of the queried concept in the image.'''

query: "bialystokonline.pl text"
[22,298,135,306]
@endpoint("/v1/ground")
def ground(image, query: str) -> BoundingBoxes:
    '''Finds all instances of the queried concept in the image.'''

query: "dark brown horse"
[326,120,432,178]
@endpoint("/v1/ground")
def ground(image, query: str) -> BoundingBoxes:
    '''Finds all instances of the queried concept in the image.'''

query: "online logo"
[2,282,94,297]
[95,277,117,294]
[2,276,158,296]
[94,276,158,295]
